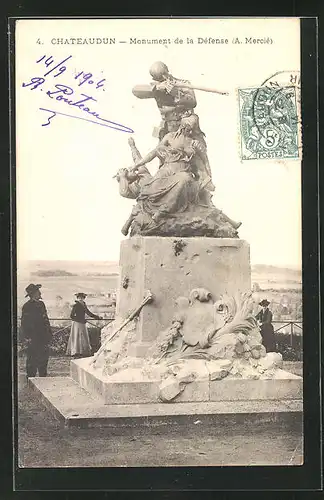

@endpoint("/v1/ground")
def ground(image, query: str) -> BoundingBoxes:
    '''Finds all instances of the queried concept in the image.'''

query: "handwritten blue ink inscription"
[22,55,134,133]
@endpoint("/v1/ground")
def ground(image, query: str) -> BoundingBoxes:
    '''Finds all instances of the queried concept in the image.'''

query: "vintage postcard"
[15,17,304,469]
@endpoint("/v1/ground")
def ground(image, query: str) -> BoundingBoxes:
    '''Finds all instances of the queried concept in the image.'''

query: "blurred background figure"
[256,299,276,352]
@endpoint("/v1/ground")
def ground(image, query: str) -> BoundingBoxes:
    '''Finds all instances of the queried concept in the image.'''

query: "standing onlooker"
[21,283,52,378]
[66,293,102,358]
[256,299,276,352]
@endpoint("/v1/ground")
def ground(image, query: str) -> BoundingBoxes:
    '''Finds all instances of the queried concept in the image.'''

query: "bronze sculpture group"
[115,61,241,238]
[89,64,283,402]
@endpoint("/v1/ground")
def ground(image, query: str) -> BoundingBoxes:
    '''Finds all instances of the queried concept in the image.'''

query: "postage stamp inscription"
[238,85,299,160]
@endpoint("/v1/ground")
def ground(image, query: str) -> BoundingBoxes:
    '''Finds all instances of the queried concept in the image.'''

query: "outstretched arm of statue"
[132,84,155,99]
[129,134,169,172]
[131,135,169,171]
[131,149,158,170]
[128,137,143,164]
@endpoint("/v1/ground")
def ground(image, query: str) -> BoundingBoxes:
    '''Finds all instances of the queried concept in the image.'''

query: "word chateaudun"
[49,36,273,45]
[51,37,116,45]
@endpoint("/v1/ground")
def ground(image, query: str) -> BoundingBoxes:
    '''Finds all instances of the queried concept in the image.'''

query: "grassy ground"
[18,355,71,377]
[16,356,303,468]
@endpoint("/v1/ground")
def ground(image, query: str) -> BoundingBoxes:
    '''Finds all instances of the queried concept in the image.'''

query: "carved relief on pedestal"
[90,289,283,403]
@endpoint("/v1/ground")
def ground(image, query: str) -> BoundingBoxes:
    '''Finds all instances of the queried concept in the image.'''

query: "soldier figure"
[132,61,201,140]
[21,283,52,378]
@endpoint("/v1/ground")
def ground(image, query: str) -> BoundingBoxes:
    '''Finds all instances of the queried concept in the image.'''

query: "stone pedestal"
[70,358,303,405]
[30,235,303,430]
[116,237,251,357]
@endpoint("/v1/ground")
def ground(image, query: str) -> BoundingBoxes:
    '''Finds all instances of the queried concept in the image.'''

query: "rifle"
[169,79,229,96]
[90,290,154,366]
[132,81,229,99]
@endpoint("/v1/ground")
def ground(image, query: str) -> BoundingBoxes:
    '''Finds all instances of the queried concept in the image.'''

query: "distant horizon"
[17,258,302,272]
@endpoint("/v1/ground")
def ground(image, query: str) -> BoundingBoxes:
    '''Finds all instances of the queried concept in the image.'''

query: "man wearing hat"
[66,293,102,358]
[21,284,52,378]
[256,299,276,352]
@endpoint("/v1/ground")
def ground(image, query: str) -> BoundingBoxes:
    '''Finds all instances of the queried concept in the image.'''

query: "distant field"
[251,264,301,291]
[16,260,302,319]
[17,275,119,318]
[251,276,301,291]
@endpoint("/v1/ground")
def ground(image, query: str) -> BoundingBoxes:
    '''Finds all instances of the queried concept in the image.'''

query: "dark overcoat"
[21,299,52,346]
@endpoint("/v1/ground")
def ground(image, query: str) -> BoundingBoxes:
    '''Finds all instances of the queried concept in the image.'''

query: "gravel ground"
[16,356,303,468]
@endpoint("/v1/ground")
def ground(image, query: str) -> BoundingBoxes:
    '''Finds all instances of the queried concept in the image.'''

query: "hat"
[259,299,270,307]
[25,283,42,297]
[75,292,87,299]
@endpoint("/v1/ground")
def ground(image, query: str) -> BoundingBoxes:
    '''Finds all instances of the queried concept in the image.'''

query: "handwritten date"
[22,55,133,133]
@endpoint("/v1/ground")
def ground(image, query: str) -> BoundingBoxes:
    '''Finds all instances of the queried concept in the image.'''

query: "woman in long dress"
[66,293,102,358]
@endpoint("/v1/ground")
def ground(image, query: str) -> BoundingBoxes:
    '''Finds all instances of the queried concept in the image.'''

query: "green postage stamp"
[238,85,299,160]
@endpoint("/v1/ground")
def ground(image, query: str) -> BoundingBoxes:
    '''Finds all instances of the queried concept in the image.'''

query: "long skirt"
[66,321,91,356]
[260,324,277,352]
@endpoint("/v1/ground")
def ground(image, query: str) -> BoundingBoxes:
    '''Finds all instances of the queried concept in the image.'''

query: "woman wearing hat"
[66,293,102,358]
[256,299,276,352]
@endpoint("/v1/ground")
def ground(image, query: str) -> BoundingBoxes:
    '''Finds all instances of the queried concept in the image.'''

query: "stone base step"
[70,357,303,405]
[28,376,303,430]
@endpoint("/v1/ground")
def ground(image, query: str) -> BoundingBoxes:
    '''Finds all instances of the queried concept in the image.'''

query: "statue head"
[180,113,200,134]
[174,113,200,138]
[149,61,169,82]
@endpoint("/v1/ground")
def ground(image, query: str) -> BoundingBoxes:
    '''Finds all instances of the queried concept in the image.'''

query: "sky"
[15,18,302,268]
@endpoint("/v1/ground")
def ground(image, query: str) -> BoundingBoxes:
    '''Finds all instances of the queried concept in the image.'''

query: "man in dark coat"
[255,299,276,352]
[21,283,52,377]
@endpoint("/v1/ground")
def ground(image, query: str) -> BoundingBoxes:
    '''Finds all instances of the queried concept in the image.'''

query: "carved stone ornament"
[92,289,283,402]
